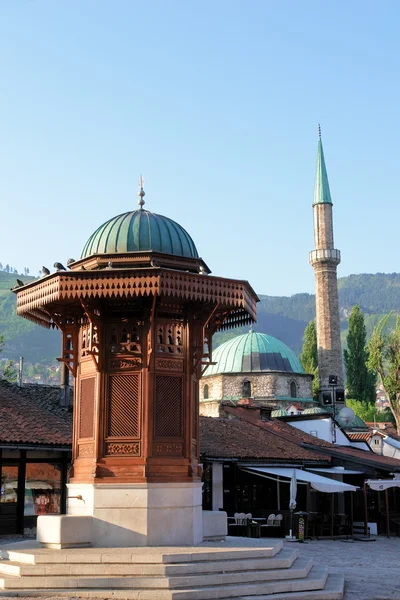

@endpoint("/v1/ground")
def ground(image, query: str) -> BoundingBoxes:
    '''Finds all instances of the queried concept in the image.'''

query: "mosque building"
[200,130,345,416]
[199,331,316,416]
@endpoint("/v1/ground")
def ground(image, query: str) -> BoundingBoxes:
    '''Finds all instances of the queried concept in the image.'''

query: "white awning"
[243,467,358,493]
[366,479,400,491]
[308,467,363,475]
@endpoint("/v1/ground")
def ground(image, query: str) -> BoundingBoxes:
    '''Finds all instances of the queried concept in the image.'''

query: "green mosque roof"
[303,407,329,415]
[204,332,304,377]
[271,409,288,418]
[81,209,199,259]
[313,130,332,206]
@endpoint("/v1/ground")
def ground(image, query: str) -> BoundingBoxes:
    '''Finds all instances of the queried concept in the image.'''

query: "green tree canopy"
[368,313,400,433]
[346,398,393,424]
[344,306,376,403]
[300,320,319,400]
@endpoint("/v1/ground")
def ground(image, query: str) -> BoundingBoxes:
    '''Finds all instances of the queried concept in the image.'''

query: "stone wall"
[199,372,313,404]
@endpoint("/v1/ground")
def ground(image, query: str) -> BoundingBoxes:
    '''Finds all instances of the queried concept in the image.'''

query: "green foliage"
[344,306,376,403]
[368,313,400,433]
[300,320,319,399]
[346,398,394,424]
[0,271,61,363]
[0,334,17,382]
[338,273,400,313]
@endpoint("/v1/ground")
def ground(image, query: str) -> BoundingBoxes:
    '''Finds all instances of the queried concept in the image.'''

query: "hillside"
[0,272,61,362]
[1,271,400,363]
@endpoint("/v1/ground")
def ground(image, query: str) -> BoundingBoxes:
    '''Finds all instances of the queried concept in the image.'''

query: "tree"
[300,320,319,400]
[0,335,17,383]
[346,398,394,424]
[368,313,400,434]
[344,306,376,403]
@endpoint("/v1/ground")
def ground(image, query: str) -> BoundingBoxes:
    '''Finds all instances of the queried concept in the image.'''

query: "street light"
[329,375,338,443]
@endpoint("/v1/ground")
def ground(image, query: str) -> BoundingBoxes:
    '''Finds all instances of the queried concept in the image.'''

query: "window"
[203,384,209,400]
[24,463,61,516]
[290,381,297,398]
[242,380,251,398]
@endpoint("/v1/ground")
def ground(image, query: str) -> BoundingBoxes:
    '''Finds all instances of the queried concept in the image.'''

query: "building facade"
[200,331,315,417]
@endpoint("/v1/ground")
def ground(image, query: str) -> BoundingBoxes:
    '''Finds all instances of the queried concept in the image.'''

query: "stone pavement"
[0,535,398,599]
[282,537,400,600]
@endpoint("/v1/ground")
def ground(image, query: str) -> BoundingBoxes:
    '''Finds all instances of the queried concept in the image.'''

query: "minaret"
[309,128,344,405]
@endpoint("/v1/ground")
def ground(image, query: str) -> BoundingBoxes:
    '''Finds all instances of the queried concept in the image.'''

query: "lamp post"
[329,375,338,444]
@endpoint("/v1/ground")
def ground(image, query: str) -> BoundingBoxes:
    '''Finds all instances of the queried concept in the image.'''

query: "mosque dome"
[271,408,288,418]
[303,407,329,415]
[81,209,199,260]
[204,331,304,377]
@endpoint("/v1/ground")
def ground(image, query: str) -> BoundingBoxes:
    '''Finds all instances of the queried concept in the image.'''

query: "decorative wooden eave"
[15,269,259,330]
[69,250,211,275]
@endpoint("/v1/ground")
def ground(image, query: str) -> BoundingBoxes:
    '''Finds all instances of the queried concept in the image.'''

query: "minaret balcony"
[309,248,341,266]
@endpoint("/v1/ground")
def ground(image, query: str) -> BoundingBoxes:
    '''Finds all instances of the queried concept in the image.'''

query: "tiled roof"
[199,416,329,462]
[0,380,73,419]
[0,385,72,446]
[347,432,374,442]
[303,443,400,471]
[365,422,400,442]
[222,405,400,472]
[224,405,334,448]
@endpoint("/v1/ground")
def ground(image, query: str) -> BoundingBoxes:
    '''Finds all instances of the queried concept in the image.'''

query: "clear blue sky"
[1,0,399,296]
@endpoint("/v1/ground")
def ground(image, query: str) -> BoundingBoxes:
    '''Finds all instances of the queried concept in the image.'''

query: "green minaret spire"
[313,125,332,205]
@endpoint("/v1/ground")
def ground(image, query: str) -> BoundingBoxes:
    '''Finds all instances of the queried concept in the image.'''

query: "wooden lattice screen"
[79,377,95,439]
[155,375,182,438]
[107,374,140,438]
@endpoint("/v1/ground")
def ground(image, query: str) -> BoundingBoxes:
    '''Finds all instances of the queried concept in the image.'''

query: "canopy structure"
[308,467,363,475]
[366,479,400,491]
[243,467,358,493]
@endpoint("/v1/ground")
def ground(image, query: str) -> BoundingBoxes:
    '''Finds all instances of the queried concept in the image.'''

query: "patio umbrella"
[289,470,297,539]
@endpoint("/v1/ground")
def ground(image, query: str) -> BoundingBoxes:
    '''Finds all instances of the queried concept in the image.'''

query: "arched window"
[290,381,297,398]
[242,379,251,398]
[203,384,209,400]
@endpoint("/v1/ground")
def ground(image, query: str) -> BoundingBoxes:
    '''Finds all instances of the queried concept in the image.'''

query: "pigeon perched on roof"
[67,258,75,268]
[54,262,66,271]
[42,266,50,276]
[11,279,24,290]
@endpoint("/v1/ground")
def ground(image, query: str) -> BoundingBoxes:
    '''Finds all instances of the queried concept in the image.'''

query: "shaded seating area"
[365,477,400,537]
[242,466,358,539]
[227,512,286,538]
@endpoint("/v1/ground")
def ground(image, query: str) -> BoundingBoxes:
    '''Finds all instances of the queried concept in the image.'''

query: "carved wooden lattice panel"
[79,377,95,439]
[107,375,140,438]
[155,375,182,438]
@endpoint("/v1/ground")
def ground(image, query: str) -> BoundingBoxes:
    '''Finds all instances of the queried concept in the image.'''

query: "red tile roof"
[223,405,334,448]
[347,432,374,442]
[199,416,329,462]
[0,386,72,446]
[219,405,400,472]
[365,422,400,442]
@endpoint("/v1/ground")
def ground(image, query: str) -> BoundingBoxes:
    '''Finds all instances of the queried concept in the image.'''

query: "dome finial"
[137,175,145,209]
[318,123,321,140]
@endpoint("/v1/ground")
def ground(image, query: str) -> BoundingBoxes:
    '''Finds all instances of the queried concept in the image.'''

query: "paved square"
[282,537,400,600]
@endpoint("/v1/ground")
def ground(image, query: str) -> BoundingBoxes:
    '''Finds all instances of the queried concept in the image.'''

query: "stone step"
[0,557,313,590]
[242,573,345,600]
[0,573,344,600]
[0,548,299,577]
[2,542,283,565]
[0,569,332,600]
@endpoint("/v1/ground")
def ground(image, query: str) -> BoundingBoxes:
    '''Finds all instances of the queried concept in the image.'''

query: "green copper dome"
[204,332,304,377]
[81,209,199,259]
[271,408,288,418]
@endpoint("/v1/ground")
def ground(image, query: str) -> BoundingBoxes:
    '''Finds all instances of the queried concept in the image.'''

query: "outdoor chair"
[228,512,248,537]
[260,513,283,538]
